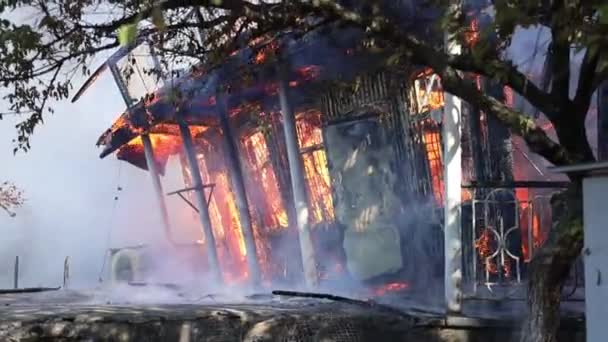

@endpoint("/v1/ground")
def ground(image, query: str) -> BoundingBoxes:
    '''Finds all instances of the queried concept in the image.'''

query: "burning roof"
[93,27,390,170]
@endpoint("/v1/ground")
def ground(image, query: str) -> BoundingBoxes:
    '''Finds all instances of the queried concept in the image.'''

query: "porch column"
[216,91,261,286]
[141,134,175,244]
[443,35,464,313]
[108,63,175,245]
[277,57,318,288]
[177,115,222,283]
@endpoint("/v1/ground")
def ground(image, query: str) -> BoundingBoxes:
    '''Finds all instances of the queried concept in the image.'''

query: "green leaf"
[118,22,139,47]
[599,5,608,25]
[151,6,166,31]
[386,53,401,66]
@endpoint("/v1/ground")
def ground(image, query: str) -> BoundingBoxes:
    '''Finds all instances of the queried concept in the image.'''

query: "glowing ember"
[296,66,321,81]
[253,40,279,65]
[373,282,410,296]
[475,228,498,274]
[464,18,480,46]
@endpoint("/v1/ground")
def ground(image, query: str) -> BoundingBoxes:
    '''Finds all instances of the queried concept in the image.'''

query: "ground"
[0,286,585,341]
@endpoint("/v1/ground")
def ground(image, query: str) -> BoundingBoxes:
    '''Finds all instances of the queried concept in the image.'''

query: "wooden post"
[63,256,70,289]
[443,28,464,313]
[177,115,222,283]
[13,256,19,289]
[277,56,318,288]
[108,63,175,245]
[216,91,261,286]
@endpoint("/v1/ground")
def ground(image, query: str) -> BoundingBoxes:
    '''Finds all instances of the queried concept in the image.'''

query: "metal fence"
[462,182,583,301]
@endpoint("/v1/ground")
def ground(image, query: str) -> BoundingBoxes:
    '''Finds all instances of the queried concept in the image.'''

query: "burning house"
[80,5,586,312]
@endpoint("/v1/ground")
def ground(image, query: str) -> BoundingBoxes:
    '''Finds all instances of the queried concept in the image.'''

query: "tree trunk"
[521,182,584,342]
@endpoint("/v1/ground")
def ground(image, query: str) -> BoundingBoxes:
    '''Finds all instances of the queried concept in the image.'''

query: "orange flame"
[373,282,410,296]
[296,111,334,223]
[421,121,445,205]
[179,147,249,284]
[241,131,289,229]
[253,40,279,65]
[475,227,512,277]
[413,69,445,113]
[475,228,497,274]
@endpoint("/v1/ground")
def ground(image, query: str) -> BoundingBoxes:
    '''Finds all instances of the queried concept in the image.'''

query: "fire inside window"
[410,70,446,205]
[180,151,249,283]
[412,69,445,114]
[421,120,445,205]
[296,110,335,224]
[241,131,289,230]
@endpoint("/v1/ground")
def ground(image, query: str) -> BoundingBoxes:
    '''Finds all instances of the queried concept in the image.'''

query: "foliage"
[0,181,24,217]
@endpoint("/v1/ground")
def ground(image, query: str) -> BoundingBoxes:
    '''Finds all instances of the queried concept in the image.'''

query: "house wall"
[583,174,608,342]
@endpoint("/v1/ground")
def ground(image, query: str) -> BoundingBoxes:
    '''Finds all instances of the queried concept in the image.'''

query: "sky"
[0,57,199,289]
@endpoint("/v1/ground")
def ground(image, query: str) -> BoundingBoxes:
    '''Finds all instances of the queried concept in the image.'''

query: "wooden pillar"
[216,92,261,286]
[277,56,318,288]
[177,116,223,283]
[108,63,175,245]
[443,31,464,313]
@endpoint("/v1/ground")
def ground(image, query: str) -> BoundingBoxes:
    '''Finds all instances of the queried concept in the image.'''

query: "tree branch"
[90,0,262,32]
[549,2,570,103]
[292,0,575,166]
[573,46,600,118]
[448,54,562,121]
[438,66,574,166]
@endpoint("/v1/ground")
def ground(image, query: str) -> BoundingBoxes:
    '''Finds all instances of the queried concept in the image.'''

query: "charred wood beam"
[0,287,61,294]
[300,144,324,155]
[324,112,380,127]
[271,290,420,321]
[462,181,570,189]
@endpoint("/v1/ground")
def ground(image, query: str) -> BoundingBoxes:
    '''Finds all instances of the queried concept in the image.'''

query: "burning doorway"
[324,115,404,281]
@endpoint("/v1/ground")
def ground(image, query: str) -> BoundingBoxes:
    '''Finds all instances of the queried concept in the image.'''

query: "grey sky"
[0,62,198,289]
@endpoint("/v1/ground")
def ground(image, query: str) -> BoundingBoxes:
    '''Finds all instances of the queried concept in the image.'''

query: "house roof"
[552,161,608,176]
[94,27,388,167]
[83,2,444,171]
